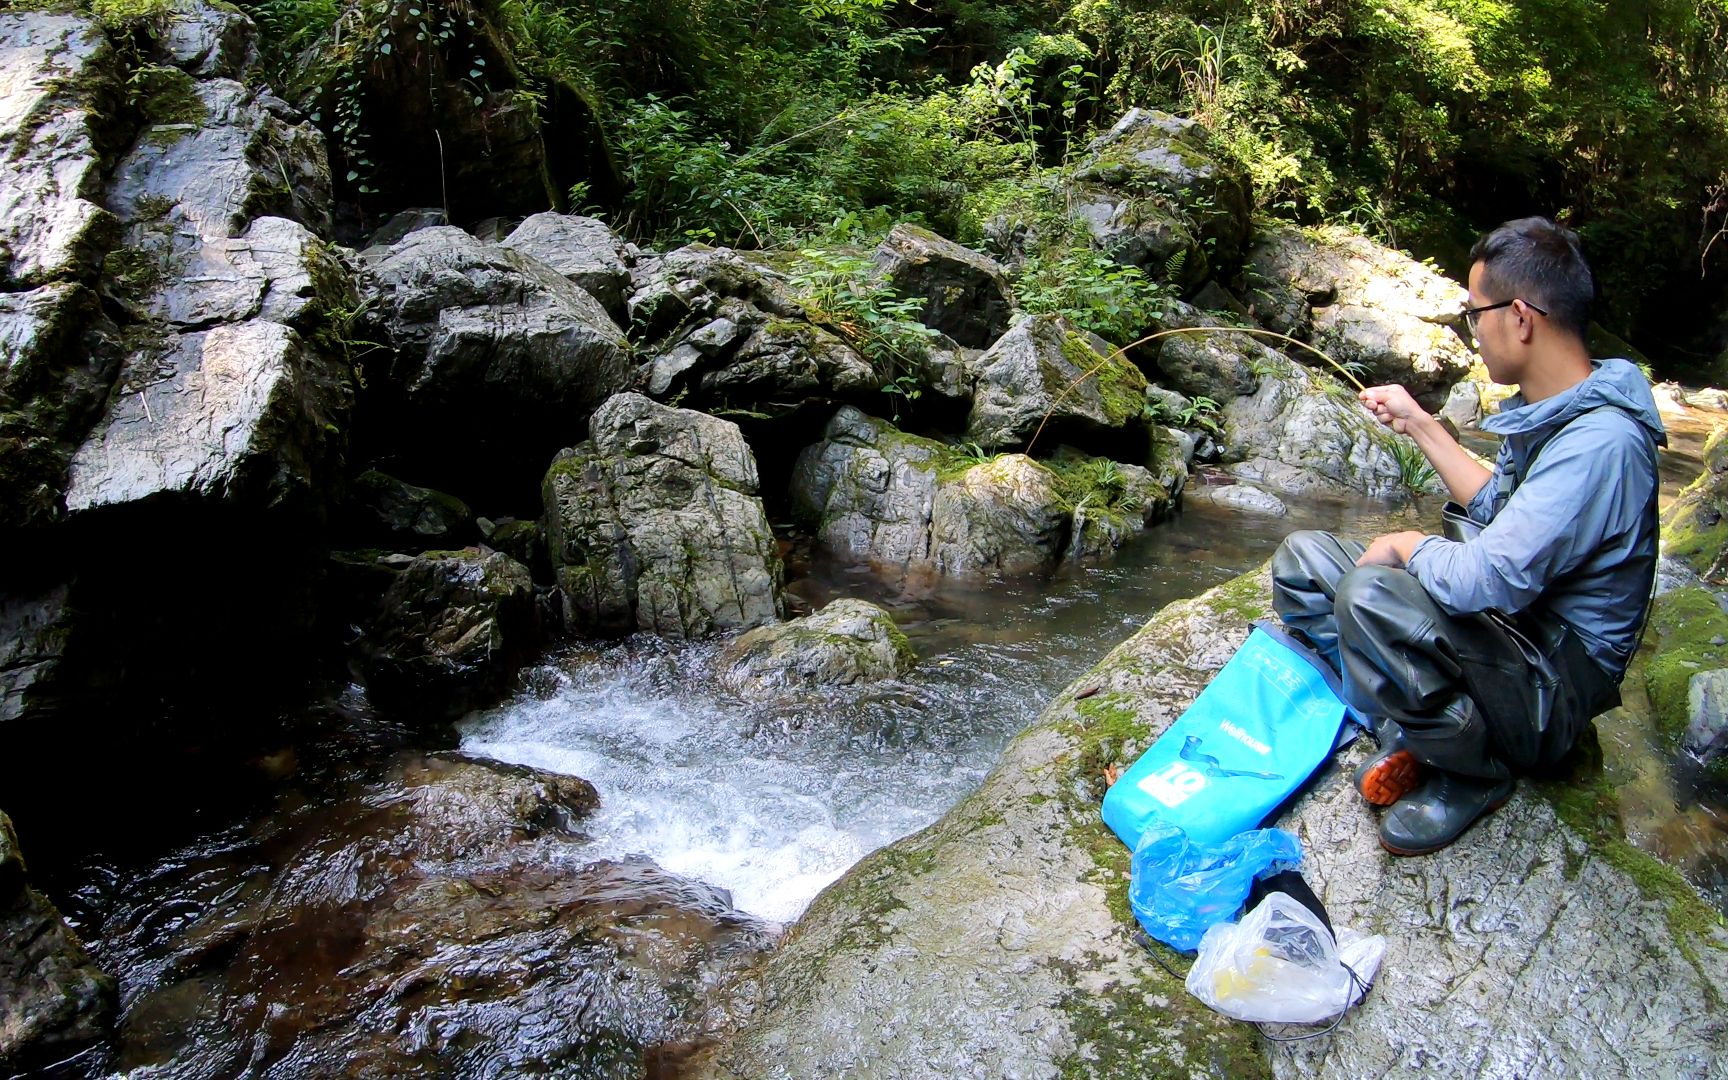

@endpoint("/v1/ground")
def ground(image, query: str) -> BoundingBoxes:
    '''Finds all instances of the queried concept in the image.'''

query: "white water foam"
[458,644,1012,923]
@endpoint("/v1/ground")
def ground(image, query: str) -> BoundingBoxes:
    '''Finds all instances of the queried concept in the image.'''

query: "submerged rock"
[966,313,1150,452]
[96,752,774,1077]
[544,393,783,639]
[872,223,1014,348]
[1244,225,1471,405]
[362,549,540,722]
[719,599,916,696]
[1066,108,1253,288]
[694,567,1728,1080]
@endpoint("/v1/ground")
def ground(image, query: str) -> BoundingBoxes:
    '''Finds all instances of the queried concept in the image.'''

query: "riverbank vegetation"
[190,0,1728,375]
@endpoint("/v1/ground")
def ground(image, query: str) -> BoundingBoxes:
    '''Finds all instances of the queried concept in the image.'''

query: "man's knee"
[1273,530,1339,585]
[1335,564,1432,635]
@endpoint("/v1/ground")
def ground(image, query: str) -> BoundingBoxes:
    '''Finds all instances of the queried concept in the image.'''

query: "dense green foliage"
[230,0,1728,372]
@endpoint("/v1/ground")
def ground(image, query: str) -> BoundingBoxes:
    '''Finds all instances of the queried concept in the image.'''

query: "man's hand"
[1356,530,1429,568]
[1359,385,1429,435]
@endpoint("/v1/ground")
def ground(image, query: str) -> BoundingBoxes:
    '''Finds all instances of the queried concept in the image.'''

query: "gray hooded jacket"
[1406,358,1666,678]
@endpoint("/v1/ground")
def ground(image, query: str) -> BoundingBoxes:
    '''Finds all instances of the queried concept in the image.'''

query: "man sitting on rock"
[1271,217,1665,855]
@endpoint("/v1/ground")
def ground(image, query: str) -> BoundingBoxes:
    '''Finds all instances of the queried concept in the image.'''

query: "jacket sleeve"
[1405,415,1653,615]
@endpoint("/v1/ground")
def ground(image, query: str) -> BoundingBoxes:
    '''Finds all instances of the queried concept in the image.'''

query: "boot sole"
[1357,749,1422,807]
[1379,792,1513,857]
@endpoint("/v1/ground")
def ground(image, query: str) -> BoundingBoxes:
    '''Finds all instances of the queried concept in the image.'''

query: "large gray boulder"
[1221,359,1410,498]
[718,598,917,697]
[0,811,115,1074]
[544,393,783,639]
[1245,225,1472,404]
[362,549,540,722]
[64,320,349,514]
[791,408,1182,581]
[0,284,121,531]
[1067,109,1253,288]
[627,243,805,343]
[967,313,1150,452]
[501,212,632,319]
[0,13,120,288]
[872,223,1014,348]
[693,566,1728,1080]
[362,227,631,477]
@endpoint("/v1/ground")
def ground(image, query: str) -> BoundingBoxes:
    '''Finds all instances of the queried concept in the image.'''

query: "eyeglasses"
[1463,298,1548,334]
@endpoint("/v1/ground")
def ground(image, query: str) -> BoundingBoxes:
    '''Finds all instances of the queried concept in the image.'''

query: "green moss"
[130,64,207,132]
[1532,764,1726,989]
[89,0,171,28]
[1201,571,1274,624]
[1641,587,1728,748]
[1056,980,1270,1080]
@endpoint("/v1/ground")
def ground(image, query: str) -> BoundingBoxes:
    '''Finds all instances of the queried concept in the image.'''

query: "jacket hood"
[1479,357,1667,447]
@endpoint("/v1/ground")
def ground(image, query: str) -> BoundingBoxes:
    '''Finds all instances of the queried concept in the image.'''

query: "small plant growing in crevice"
[786,248,939,419]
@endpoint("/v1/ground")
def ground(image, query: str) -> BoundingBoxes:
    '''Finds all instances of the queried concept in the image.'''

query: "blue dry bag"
[1101,622,1364,851]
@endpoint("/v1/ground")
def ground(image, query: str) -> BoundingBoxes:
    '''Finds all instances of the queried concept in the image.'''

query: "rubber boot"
[1378,771,1516,856]
[1353,719,1422,807]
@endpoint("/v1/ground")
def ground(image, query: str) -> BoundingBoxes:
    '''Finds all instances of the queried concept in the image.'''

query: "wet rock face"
[966,313,1150,452]
[1067,108,1253,288]
[544,393,783,639]
[65,320,347,513]
[361,226,631,492]
[695,567,1728,1080]
[362,549,540,722]
[0,13,121,288]
[872,223,1014,348]
[1222,360,1408,497]
[718,598,916,696]
[89,753,775,1077]
[0,811,115,1074]
[1245,225,1472,405]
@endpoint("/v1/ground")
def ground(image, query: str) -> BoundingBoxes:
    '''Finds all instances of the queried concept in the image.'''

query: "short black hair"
[1469,217,1595,340]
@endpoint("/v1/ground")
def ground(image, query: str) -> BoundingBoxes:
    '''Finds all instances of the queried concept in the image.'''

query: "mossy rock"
[693,564,1728,1079]
[1663,423,1728,581]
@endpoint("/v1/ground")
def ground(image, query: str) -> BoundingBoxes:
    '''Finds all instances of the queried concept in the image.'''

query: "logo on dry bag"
[1139,760,1207,808]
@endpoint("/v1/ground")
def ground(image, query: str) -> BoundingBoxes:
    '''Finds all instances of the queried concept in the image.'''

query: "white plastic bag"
[1184,892,1386,1024]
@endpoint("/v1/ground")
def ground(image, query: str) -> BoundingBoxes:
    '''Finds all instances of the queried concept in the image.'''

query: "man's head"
[1467,217,1595,390]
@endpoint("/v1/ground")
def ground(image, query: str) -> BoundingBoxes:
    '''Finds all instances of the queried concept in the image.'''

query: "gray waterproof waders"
[1271,530,1620,781]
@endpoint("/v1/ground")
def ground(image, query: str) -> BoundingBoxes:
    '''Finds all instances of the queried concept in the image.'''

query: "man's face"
[1466,262,1523,386]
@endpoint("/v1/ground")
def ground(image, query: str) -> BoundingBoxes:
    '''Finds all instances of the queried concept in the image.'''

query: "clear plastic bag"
[1184,891,1387,1024]
[1128,820,1301,952]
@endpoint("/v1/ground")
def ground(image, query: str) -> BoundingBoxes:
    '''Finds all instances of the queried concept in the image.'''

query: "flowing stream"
[457,493,1423,923]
